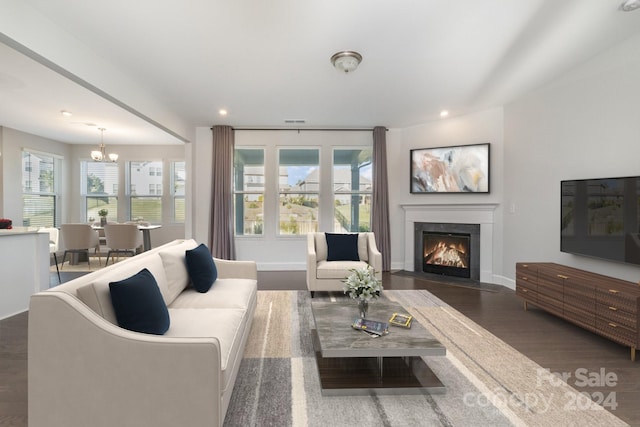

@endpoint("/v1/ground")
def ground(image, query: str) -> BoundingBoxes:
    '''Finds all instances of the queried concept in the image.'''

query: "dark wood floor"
[1,270,638,426]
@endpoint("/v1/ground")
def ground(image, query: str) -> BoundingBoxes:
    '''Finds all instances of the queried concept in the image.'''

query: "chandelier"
[91,128,118,162]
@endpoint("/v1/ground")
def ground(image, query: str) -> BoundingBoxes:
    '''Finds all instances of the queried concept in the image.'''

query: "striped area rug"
[223,290,627,427]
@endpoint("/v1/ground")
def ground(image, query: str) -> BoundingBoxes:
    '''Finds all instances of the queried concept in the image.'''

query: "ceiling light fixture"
[219,109,228,116]
[440,110,449,118]
[60,110,72,117]
[91,128,118,162]
[619,0,640,11]
[331,51,363,73]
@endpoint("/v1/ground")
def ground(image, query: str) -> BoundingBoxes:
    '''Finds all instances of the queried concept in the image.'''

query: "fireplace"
[422,231,471,278]
[414,222,481,281]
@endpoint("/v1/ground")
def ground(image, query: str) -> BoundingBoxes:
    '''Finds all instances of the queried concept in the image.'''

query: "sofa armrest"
[29,293,224,427]
[213,258,257,281]
[367,233,383,277]
[306,233,318,289]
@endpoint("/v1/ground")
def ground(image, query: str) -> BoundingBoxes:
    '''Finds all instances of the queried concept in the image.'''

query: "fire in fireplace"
[422,231,471,278]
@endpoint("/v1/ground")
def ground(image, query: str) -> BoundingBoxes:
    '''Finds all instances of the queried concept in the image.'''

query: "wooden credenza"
[516,262,640,361]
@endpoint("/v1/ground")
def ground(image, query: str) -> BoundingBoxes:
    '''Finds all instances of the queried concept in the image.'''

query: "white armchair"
[306,232,382,296]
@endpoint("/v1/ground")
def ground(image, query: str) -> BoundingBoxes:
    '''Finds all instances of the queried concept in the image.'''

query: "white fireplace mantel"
[400,203,499,282]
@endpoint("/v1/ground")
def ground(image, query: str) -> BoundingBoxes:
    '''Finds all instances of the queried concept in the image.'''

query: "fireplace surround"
[401,203,498,283]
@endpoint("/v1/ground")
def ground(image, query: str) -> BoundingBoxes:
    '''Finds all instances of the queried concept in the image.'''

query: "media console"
[516,262,639,361]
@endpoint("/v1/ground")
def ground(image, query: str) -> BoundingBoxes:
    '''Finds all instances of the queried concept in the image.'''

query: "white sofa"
[306,232,382,295]
[28,239,257,427]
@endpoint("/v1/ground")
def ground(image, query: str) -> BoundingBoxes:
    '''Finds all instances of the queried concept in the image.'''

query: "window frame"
[277,146,320,236]
[332,147,373,233]
[81,159,119,223]
[233,147,265,237]
[127,160,164,223]
[22,149,61,227]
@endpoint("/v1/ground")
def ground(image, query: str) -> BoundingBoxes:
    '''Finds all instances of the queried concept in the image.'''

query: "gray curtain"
[371,126,391,271]
[208,125,236,259]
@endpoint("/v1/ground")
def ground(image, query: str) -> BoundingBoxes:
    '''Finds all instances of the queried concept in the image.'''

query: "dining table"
[92,223,162,252]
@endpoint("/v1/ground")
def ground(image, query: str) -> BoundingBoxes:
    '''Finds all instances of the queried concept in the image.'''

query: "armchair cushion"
[109,268,170,335]
[326,233,360,261]
[185,243,218,293]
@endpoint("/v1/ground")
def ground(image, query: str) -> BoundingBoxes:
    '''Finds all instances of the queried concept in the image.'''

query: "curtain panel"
[208,125,236,259]
[371,126,391,271]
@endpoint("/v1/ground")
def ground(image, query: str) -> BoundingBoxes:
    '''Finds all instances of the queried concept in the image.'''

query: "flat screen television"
[561,176,640,266]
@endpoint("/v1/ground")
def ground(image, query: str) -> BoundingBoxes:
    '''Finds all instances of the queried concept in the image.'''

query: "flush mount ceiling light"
[620,0,640,11]
[91,128,118,162]
[331,51,363,73]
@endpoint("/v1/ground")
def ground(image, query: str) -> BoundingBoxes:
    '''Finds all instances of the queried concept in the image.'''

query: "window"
[171,161,185,223]
[333,148,372,232]
[82,161,119,222]
[234,149,264,235]
[278,148,319,235]
[22,150,58,227]
[129,161,162,222]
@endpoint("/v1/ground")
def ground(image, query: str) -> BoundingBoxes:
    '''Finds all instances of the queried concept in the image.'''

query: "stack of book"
[352,318,389,336]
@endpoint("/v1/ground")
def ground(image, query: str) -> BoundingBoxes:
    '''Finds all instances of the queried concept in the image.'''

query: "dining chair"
[60,224,102,269]
[104,223,143,265]
[40,227,61,282]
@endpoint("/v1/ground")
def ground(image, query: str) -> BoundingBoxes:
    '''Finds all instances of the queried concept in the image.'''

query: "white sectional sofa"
[28,239,257,427]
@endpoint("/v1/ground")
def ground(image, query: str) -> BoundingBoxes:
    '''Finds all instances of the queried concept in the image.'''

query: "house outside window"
[234,148,264,235]
[129,161,162,222]
[22,150,59,227]
[278,148,319,235]
[333,148,372,232]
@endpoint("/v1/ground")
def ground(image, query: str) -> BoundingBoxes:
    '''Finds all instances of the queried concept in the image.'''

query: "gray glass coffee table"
[311,296,447,396]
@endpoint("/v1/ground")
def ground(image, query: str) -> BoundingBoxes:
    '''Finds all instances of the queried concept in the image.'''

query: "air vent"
[284,119,306,124]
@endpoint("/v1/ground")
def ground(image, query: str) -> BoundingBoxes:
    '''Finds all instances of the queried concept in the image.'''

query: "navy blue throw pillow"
[109,268,170,335]
[326,233,360,261]
[185,243,218,293]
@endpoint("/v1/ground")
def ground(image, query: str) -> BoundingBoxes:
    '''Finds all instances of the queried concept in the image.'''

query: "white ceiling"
[1,0,640,145]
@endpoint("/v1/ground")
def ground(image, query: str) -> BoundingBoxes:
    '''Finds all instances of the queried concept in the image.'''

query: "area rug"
[53,256,121,273]
[224,291,628,427]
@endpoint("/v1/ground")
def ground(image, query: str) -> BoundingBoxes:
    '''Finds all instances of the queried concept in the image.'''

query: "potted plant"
[97,209,108,226]
[343,266,383,318]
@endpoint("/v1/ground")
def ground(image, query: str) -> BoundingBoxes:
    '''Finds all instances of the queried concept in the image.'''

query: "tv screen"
[561,176,640,266]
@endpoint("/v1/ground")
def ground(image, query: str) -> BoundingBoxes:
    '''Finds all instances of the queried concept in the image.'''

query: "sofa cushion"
[185,243,218,293]
[325,233,359,261]
[76,253,169,324]
[109,268,170,335]
[169,278,257,310]
[165,308,247,393]
[159,240,198,305]
[316,260,369,279]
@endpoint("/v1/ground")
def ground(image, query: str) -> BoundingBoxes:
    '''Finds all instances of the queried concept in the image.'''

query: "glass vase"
[358,299,368,319]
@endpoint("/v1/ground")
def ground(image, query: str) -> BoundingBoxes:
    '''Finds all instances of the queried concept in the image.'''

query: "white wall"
[0,127,72,222]
[192,116,506,274]
[503,33,640,283]
[391,108,505,277]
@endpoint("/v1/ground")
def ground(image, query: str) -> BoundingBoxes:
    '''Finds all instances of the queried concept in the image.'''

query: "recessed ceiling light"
[219,109,228,116]
[620,0,640,11]
[440,110,449,118]
[60,110,72,117]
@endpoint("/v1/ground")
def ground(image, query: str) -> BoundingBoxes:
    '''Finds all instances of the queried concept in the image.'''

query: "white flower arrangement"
[343,266,383,301]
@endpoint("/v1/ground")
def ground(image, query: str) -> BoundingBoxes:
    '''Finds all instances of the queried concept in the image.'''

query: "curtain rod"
[212,127,388,132]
